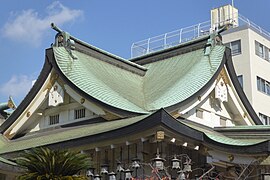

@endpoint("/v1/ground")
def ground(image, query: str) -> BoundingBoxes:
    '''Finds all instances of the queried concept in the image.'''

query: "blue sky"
[0,0,269,104]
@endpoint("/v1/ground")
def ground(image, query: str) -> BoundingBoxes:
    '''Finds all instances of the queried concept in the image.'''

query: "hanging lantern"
[86,168,95,177]
[153,154,165,170]
[183,161,192,172]
[100,164,109,174]
[124,169,133,180]
[108,171,117,180]
[171,155,181,169]
[132,158,140,169]
[116,162,125,172]
[177,170,186,180]
[94,174,101,180]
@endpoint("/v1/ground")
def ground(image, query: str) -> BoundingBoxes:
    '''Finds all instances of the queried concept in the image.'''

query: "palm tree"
[15,147,91,180]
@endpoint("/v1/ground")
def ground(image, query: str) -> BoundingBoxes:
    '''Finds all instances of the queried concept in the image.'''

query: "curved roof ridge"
[0,52,53,134]
[53,46,148,114]
[51,34,226,114]
[51,23,147,72]
[144,45,225,111]
[71,36,148,71]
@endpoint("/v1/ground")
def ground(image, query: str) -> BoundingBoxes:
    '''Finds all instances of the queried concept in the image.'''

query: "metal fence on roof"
[238,14,270,38]
[131,14,270,58]
[131,21,211,58]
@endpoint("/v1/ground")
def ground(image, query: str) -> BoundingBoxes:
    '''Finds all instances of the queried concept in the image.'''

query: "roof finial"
[0,96,16,119]
[51,23,77,60]
[51,23,62,33]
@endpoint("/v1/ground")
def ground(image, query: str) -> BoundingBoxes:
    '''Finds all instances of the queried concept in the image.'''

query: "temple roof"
[0,114,149,154]
[0,29,263,137]
[181,120,267,146]
[53,36,225,113]
[0,109,267,155]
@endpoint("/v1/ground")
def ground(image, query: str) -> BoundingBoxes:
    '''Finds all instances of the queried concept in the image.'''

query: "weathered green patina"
[53,39,225,113]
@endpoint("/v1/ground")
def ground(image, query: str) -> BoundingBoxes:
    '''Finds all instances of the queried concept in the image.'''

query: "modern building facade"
[221,17,270,125]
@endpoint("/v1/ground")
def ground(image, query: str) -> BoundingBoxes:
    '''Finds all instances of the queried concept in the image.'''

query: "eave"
[0,52,53,134]
[164,47,226,113]
[49,47,148,117]
[0,109,268,156]
[224,48,262,125]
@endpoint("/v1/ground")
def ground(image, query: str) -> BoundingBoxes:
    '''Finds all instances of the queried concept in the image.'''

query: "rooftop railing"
[238,14,270,38]
[131,14,270,58]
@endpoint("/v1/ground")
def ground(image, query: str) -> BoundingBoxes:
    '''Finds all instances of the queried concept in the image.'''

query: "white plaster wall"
[185,92,235,128]
[61,110,69,123]
[30,103,97,132]
[248,30,270,119]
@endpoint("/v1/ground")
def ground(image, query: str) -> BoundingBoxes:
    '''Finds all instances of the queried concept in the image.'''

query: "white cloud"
[1,1,83,46]
[0,75,34,101]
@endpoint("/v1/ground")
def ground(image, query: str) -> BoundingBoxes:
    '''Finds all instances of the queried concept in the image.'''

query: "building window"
[74,108,86,119]
[259,113,270,125]
[257,76,266,93]
[268,48,270,61]
[268,49,270,61]
[49,114,59,125]
[225,40,241,56]
[255,41,265,58]
[196,109,203,119]
[257,76,270,95]
[237,75,243,88]
[255,41,270,61]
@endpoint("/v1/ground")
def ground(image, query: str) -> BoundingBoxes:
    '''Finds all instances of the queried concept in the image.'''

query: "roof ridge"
[51,23,148,72]
[71,36,148,71]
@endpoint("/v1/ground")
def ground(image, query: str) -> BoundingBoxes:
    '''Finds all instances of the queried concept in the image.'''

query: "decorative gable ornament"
[215,79,228,102]
[48,82,64,107]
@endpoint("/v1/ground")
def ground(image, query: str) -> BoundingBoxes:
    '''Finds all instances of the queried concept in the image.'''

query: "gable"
[53,42,225,112]
[177,68,256,127]
[1,30,262,141]
[3,74,117,140]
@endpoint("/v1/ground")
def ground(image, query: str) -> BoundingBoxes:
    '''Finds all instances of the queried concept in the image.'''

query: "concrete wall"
[222,27,270,124]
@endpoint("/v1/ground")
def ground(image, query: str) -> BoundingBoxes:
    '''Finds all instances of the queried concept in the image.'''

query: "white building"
[132,4,270,125]
[218,6,270,125]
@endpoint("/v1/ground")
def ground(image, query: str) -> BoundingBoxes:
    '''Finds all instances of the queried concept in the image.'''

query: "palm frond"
[15,147,91,179]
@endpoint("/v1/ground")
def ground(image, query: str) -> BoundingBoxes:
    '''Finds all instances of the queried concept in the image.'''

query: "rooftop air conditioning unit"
[211,4,238,31]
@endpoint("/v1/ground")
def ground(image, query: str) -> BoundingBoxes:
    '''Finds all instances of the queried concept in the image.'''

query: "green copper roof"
[180,121,267,146]
[0,109,267,155]
[215,125,270,131]
[0,115,148,154]
[53,41,225,113]
[204,132,266,146]
[54,47,147,114]
[143,46,224,110]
